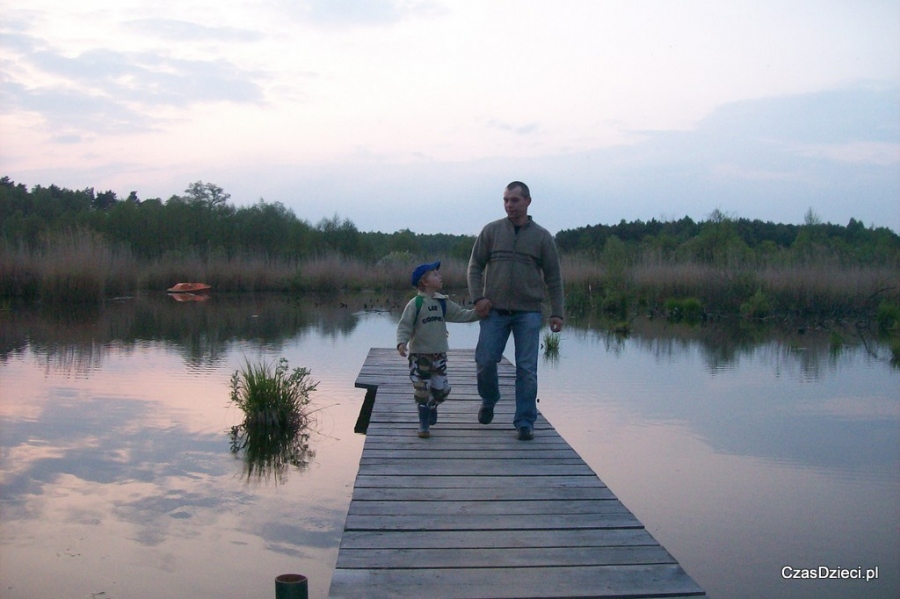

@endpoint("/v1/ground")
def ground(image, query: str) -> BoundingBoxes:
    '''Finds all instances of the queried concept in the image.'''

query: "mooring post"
[275,573,308,599]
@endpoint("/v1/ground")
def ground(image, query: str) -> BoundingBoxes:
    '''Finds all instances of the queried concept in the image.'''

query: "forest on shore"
[2,177,899,347]
[3,176,898,265]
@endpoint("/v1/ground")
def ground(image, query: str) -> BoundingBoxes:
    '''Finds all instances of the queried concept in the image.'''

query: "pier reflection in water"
[0,293,896,599]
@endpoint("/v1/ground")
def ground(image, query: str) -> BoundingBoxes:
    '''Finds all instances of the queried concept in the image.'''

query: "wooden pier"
[329,348,706,598]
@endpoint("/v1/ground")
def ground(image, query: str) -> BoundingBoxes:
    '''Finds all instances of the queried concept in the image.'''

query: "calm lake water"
[1,293,897,599]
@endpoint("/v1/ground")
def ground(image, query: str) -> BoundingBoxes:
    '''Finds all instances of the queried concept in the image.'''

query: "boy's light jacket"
[396,292,479,354]
[467,216,565,318]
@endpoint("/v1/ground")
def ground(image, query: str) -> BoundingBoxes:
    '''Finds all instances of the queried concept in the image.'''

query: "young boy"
[396,260,480,438]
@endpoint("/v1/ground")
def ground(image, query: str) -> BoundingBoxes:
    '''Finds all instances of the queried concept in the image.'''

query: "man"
[467,181,565,441]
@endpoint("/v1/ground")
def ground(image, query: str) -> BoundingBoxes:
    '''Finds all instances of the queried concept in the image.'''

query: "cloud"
[245,84,900,234]
[697,86,900,145]
[282,0,445,27]
[602,85,900,186]
[0,28,39,55]
[28,47,265,106]
[1,32,267,134]
[124,18,264,43]
[790,142,900,167]
[576,86,900,229]
[487,119,542,136]
[43,82,885,237]
[1,78,157,134]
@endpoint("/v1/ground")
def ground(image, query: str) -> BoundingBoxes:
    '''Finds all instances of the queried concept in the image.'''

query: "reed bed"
[142,252,300,293]
[0,241,40,299]
[1,231,136,302]
[561,254,898,321]
[293,254,470,292]
[140,253,469,294]
[758,264,896,315]
[3,230,897,325]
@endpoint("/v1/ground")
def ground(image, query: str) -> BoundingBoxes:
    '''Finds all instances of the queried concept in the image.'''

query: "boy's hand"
[397,343,407,357]
[475,298,492,318]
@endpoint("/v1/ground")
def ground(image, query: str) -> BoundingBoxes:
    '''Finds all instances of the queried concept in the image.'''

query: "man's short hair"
[506,181,530,199]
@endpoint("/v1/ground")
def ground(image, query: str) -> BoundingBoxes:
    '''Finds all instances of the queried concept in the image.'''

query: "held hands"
[474,298,492,318]
[475,298,562,331]
[397,343,407,357]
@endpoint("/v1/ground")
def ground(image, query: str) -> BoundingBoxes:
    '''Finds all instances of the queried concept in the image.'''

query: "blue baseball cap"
[411,260,441,287]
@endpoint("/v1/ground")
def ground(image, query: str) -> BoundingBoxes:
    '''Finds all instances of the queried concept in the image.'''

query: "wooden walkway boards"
[329,348,706,599]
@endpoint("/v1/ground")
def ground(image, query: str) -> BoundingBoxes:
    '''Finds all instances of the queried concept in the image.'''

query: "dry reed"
[4,231,896,321]
[3,230,137,302]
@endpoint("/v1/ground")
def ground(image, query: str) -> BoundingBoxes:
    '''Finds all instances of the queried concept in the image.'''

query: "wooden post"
[275,573,308,599]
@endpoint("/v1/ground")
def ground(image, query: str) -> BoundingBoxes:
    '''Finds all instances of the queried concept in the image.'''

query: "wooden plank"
[350,475,609,489]
[341,513,643,532]
[360,448,582,459]
[330,348,706,599]
[347,499,632,517]
[355,461,597,477]
[362,417,553,429]
[329,564,704,599]
[361,434,569,447]
[335,528,660,550]
[348,486,617,502]
[335,546,678,569]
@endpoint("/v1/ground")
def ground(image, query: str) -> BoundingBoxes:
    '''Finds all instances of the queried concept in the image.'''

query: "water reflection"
[1,293,375,375]
[0,298,367,599]
[230,425,315,485]
[4,293,893,379]
[556,322,897,475]
[1,393,231,531]
[1,293,896,599]
[568,314,895,377]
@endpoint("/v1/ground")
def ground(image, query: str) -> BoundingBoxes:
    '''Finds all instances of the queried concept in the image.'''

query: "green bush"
[601,290,630,320]
[876,300,899,334]
[564,285,594,318]
[666,297,704,324]
[741,289,771,319]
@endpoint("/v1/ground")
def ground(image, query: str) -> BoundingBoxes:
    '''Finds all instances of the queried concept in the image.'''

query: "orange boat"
[167,282,211,293]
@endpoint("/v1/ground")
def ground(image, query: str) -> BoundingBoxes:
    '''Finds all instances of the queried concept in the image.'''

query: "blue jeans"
[475,310,542,429]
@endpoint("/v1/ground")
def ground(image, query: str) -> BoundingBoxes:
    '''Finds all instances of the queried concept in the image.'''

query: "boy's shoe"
[517,426,534,441]
[417,404,431,438]
[478,405,494,425]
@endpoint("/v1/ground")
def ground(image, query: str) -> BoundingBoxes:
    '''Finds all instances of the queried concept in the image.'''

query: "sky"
[1,0,898,235]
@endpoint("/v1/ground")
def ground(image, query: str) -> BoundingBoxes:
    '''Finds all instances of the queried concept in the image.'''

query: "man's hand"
[397,343,407,357]
[549,317,563,333]
[475,298,492,318]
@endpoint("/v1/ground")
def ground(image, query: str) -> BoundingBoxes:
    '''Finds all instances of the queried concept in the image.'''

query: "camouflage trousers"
[408,352,451,406]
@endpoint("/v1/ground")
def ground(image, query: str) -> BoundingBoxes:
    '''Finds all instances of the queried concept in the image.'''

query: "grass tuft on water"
[542,331,561,356]
[229,358,318,482]
[230,358,317,429]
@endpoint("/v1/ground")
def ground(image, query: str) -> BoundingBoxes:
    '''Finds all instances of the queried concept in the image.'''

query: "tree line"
[0,178,474,263]
[555,208,899,267]
[2,177,898,267]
